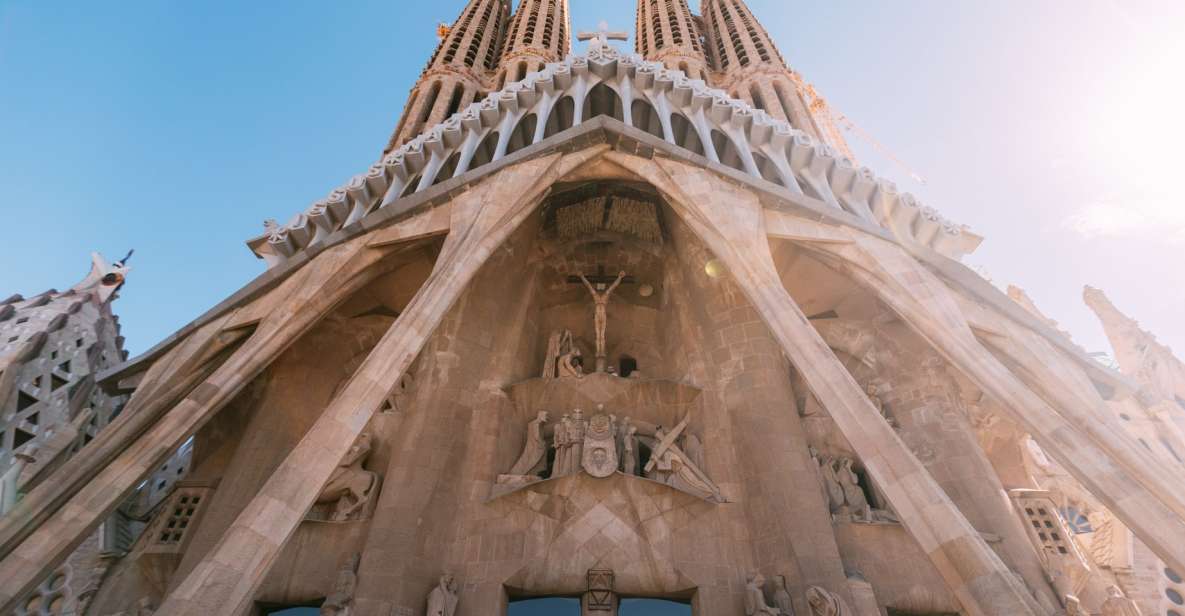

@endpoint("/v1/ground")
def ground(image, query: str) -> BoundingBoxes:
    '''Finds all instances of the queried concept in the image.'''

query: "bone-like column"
[805,225,1185,574]
[618,152,1044,616]
[157,149,599,616]
[973,317,1185,520]
[0,236,399,614]
[0,316,243,558]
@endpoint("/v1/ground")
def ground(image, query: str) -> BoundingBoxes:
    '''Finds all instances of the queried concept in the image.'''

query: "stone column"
[666,215,853,615]
[154,150,599,616]
[620,152,1045,616]
[801,222,1185,575]
[976,320,1185,520]
[879,332,1060,611]
[0,233,399,615]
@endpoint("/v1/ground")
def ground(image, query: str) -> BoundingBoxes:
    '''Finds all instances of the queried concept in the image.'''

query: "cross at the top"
[576,20,629,50]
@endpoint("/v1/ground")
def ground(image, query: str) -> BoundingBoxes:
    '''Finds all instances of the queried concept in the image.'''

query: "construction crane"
[437,22,451,41]
[792,75,928,186]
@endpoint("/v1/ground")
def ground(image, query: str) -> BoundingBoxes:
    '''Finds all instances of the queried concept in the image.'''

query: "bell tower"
[496,0,571,88]
[699,0,853,158]
[384,0,511,154]
[635,0,709,80]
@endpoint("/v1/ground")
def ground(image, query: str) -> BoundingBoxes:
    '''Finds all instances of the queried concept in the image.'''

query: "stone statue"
[579,271,626,369]
[426,572,458,616]
[315,433,379,521]
[542,330,574,379]
[836,458,871,521]
[644,419,723,501]
[1,444,36,515]
[1100,585,1142,616]
[558,346,584,378]
[569,408,587,472]
[1063,595,1084,616]
[744,573,780,616]
[772,575,795,616]
[818,455,845,514]
[682,432,705,470]
[582,412,620,478]
[508,411,549,476]
[616,415,630,461]
[865,383,896,427]
[555,414,572,477]
[621,424,638,475]
[321,553,360,616]
[805,585,853,616]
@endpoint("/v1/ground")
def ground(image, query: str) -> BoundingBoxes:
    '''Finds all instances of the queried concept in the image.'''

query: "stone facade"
[3,3,1185,616]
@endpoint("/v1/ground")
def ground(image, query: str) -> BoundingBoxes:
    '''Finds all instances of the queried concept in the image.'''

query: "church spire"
[1084,286,1185,402]
[699,0,854,159]
[496,0,571,87]
[635,0,708,80]
[384,0,511,154]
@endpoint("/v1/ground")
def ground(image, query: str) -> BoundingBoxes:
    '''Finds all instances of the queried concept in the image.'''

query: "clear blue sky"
[2,0,1183,363]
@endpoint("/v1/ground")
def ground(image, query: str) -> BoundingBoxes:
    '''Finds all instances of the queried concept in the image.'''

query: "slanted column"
[974,319,1185,520]
[621,152,1045,616]
[156,150,599,616]
[0,234,402,615]
[804,224,1185,574]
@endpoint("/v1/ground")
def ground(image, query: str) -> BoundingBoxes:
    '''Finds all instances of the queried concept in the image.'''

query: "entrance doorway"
[620,598,692,615]
[507,597,580,615]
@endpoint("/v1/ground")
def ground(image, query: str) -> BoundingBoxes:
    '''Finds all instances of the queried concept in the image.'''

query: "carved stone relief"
[805,585,853,616]
[320,553,359,616]
[311,433,379,522]
[425,572,458,616]
[745,573,780,616]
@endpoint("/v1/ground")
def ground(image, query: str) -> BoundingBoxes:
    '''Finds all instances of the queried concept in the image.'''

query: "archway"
[469,130,500,169]
[507,597,580,615]
[544,97,576,139]
[583,82,624,123]
[630,99,664,139]
[620,598,693,615]
[752,152,785,188]
[710,130,745,173]
[670,114,704,157]
[506,113,539,156]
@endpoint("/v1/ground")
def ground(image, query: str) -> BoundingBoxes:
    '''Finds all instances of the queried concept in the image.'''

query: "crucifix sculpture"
[567,266,634,372]
[576,20,629,51]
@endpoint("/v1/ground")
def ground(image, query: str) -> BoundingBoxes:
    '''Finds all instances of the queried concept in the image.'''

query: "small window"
[1167,567,1184,584]
[1167,588,1184,606]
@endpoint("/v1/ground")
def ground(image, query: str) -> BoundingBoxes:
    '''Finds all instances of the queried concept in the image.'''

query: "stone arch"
[433,151,462,185]
[583,82,624,123]
[506,113,539,156]
[752,151,784,188]
[670,113,704,157]
[469,130,500,169]
[543,96,576,139]
[630,99,663,140]
[710,130,745,173]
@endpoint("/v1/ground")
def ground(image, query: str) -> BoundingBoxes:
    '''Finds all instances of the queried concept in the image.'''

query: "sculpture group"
[745,573,854,616]
[496,408,723,502]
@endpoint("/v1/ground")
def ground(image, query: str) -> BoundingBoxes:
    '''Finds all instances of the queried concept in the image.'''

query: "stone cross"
[576,20,629,50]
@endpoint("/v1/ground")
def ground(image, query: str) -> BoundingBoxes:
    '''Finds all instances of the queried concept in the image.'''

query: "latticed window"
[157,493,201,544]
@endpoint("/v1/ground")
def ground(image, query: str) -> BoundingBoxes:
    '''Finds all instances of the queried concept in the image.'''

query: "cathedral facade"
[2,2,1184,616]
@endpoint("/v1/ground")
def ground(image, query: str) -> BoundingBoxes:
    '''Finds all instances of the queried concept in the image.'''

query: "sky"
[1,0,1183,364]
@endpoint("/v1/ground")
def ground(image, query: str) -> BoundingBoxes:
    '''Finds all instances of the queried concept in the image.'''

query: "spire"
[384,0,511,153]
[497,0,571,87]
[698,0,853,158]
[1084,285,1185,402]
[635,0,708,79]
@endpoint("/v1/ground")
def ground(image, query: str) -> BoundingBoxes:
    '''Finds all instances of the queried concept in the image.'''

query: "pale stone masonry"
[4,3,1185,616]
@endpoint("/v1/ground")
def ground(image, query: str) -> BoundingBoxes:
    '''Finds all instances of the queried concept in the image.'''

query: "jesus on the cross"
[580,270,626,366]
